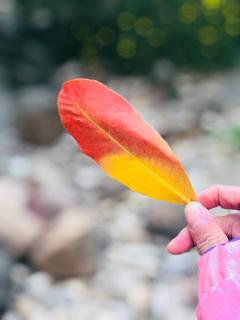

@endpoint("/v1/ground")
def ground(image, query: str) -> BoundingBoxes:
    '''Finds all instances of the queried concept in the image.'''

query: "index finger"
[198,185,240,210]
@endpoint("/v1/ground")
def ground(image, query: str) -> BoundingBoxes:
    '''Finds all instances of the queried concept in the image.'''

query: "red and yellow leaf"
[58,79,196,204]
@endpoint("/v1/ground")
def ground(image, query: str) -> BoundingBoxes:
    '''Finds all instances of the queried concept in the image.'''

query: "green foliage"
[2,0,240,83]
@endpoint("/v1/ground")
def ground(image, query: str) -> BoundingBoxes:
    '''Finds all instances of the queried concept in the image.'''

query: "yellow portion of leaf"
[100,154,196,204]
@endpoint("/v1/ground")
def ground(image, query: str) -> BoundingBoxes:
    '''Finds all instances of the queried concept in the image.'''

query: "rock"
[156,102,200,140]
[93,300,134,320]
[27,156,77,217]
[31,208,98,278]
[160,251,198,278]
[108,209,147,243]
[10,264,31,289]
[173,135,240,189]
[150,278,197,320]
[152,59,177,98]
[98,177,126,200]
[153,59,176,84]
[14,295,42,320]
[24,272,52,302]
[15,86,62,145]
[107,76,164,115]
[51,61,85,88]
[126,283,151,319]
[56,279,89,304]
[0,178,43,256]
[74,164,105,191]
[105,243,160,279]
[145,202,185,238]
[92,243,160,300]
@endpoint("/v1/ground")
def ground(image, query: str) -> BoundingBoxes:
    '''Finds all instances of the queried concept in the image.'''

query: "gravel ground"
[0,65,239,319]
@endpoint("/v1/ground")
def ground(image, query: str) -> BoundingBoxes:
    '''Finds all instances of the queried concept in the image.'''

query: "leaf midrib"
[73,99,189,203]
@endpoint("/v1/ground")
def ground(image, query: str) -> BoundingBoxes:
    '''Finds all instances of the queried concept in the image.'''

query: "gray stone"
[24,272,52,302]
[160,251,198,278]
[150,278,197,320]
[31,207,99,278]
[145,202,186,238]
[15,86,62,145]
[0,178,43,256]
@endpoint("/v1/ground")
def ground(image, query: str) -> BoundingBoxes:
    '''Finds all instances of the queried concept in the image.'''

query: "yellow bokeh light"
[222,3,240,18]
[148,28,165,47]
[134,17,154,37]
[117,38,136,58]
[225,17,240,36]
[202,0,221,10]
[179,3,199,24]
[117,12,136,31]
[199,25,219,45]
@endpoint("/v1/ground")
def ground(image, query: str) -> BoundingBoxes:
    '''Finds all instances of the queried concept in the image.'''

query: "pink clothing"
[197,240,240,319]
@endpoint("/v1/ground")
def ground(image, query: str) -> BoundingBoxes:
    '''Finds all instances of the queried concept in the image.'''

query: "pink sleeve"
[197,239,240,320]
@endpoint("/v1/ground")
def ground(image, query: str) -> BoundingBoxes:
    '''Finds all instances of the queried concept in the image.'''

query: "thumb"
[185,202,228,255]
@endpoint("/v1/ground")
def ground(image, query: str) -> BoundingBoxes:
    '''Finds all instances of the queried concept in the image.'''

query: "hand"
[167,185,240,255]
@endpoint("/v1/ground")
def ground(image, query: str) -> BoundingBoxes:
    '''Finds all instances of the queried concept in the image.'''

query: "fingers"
[185,202,228,254]
[215,214,240,239]
[168,202,228,255]
[183,202,228,255]
[167,214,240,255]
[198,185,240,210]
[167,185,240,255]
[167,227,193,255]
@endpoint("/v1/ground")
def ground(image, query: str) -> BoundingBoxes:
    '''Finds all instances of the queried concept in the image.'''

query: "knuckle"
[197,232,226,252]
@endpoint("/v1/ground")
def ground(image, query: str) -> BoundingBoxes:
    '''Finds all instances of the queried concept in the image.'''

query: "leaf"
[58,78,196,204]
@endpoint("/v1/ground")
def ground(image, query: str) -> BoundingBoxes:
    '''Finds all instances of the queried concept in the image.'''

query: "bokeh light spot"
[117,38,137,58]
[117,12,136,31]
[179,3,199,24]
[222,3,240,18]
[148,28,165,47]
[202,0,221,10]
[225,18,240,36]
[134,17,154,37]
[199,25,219,45]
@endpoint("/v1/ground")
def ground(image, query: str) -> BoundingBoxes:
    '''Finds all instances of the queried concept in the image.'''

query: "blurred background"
[0,0,240,319]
